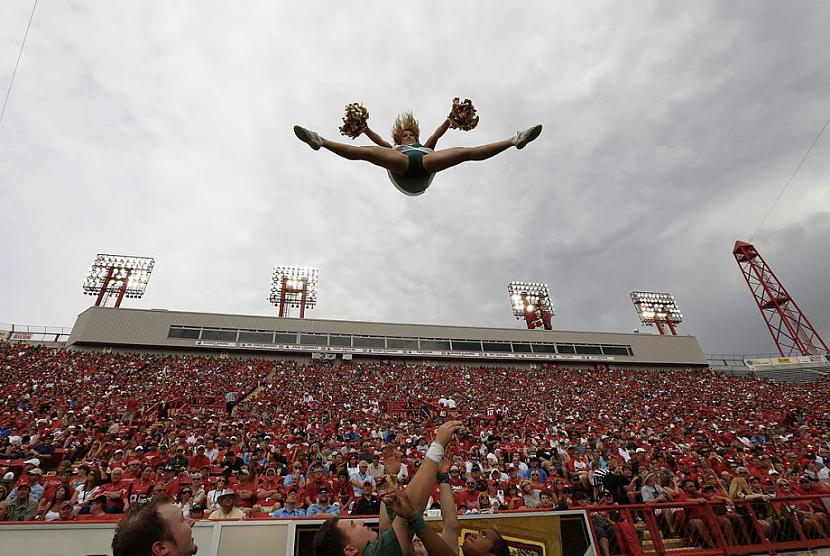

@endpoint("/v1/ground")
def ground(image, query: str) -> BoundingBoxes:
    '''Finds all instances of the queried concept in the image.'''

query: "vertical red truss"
[732,240,828,356]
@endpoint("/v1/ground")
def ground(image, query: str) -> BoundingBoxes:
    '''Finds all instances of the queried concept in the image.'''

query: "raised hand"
[435,421,462,448]
[382,491,416,520]
[383,443,402,476]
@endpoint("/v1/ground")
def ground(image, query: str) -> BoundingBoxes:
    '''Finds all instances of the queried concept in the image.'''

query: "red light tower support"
[508,282,554,330]
[270,266,318,319]
[83,254,154,308]
[732,240,828,356]
[630,291,683,336]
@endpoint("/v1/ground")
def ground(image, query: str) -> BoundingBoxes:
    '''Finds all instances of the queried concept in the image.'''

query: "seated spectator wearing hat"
[112,493,198,556]
[256,467,284,508]
[9,467,45,504]
[158,465,181,498]
[351,481,380,516]
[55,500,76,521]
[349,460,375,496]
[272,486,306,518]
[235,466,258,509]
[206,477,229,511]
[109,449,128,472]
[208,489,245,520]
[169,446,189,471]
[307,486,341,518]
[520,456,548,483]
[78,495,111,520]
[304,465,331,505]
[4,482,38,521]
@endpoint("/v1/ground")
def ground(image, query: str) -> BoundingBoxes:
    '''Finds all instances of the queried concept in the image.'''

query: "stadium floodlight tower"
[733,240,828,356]
[270,265,318,318]
[630,291,683,335]
[82,254,155,308]
[508,281,554,330]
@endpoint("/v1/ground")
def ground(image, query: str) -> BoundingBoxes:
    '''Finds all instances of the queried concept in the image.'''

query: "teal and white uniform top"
[387,143,435,196]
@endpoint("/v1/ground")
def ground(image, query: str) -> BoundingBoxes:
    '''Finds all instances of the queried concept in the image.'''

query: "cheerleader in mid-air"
[294,99,542,196]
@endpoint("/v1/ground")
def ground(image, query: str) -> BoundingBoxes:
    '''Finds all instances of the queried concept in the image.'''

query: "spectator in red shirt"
[188,445,211,472]
[99,467,131,514]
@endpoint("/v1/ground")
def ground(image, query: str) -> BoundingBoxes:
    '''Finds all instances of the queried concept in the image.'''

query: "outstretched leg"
[294,125,408,174]
[421,124,542,174]
[321,139,409,174]
[422,139,514,174]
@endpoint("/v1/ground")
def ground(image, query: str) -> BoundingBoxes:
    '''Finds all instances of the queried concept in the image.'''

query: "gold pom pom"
[339,102,369,139]
[447,97,479,131]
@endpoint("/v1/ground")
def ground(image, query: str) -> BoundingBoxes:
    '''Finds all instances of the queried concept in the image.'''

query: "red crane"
[732,240,828,356]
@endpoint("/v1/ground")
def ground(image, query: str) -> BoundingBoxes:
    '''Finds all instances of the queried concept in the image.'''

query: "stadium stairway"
[635,521,695,552]
[239,365,278,403]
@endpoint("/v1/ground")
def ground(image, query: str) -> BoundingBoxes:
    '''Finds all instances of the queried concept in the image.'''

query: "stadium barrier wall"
[0,509,594,556]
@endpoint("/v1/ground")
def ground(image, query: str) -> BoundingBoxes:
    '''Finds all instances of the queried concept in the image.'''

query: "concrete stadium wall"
[0,511,595,556]
[67,307,707,367]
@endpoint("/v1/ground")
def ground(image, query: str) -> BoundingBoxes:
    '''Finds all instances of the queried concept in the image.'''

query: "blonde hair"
[391,111,420,144]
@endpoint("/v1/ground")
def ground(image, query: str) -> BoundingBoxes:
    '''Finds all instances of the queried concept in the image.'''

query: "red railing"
[582,495,830,556]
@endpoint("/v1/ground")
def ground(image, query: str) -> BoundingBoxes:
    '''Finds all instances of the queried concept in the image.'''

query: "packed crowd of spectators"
[1,341,828,544]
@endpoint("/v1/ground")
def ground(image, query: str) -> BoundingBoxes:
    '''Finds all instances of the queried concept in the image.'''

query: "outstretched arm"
[437,451,460,549]
[405,421,462,511]
[424,119,450,150]
[364,127,393,148]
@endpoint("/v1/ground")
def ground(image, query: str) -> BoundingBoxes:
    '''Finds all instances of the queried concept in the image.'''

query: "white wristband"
[425,441,445,464]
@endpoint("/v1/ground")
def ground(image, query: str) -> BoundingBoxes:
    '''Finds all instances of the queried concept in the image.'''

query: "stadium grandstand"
[1,307,828,556]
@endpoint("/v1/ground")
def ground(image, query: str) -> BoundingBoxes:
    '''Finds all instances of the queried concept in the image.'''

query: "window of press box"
[601,345,631,356]
[168,327,200,340]
[238,331,274,343]
[555,344,576,354]
[387,338,419,349]
[451,340,483,351]
[353,336,386,348]
[274,333,298,344]
[575,344,602,355]
[419,340,451,350]
[200,329,237,342]
[300,335,327,346]
[329,336,352,347]
[482,342,512,352]
[511,343,532,353]
[531,343,557,353]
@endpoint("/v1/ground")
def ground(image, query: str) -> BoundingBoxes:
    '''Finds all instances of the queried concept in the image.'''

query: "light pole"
[508,281,554,330]
[630,291,683,335]
[82,254,155,308]
[269,265,319,318]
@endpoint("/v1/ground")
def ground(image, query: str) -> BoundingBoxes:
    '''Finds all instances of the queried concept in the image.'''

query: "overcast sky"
[2,1,829,356]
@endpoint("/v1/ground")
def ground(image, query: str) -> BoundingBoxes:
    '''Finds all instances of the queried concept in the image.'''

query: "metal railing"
[582,495,830,556]
[0,323,73,343]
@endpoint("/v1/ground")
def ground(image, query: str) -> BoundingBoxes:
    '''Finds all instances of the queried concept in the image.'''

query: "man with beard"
[112,493,198,556]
